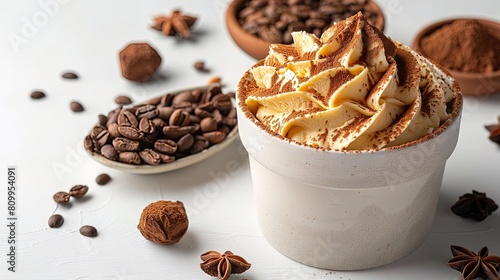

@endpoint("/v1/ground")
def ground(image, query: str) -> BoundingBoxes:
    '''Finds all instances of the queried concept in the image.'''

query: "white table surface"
[1,0,500,279]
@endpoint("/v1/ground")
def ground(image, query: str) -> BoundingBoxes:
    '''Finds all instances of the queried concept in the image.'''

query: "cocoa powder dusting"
[421,19,500,73]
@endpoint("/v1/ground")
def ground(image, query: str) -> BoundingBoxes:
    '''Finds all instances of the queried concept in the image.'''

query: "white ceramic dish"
[86,126,238,174]
[86,86,239,174]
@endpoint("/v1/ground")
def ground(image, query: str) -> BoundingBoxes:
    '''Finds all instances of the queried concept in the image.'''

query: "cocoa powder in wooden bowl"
[226,0,385,60]
[412,18,500,96]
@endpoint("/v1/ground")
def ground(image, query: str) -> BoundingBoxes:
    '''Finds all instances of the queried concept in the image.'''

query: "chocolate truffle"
[119,42,161,82]
[137,200,188,245]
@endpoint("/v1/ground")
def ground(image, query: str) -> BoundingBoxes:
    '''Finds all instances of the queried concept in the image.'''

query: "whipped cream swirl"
[238,13,456,150]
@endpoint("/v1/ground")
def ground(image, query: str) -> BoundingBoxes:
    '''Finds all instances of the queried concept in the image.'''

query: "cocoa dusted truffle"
[119,42,161,82]
[137,200,188,244]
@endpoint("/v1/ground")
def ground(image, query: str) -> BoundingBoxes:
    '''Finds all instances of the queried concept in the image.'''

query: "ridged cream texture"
[240,13,455,150]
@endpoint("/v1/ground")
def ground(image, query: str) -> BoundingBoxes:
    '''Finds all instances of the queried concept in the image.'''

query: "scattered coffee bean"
[69,185,89,198]
[48,214,64,228]
[236,0,382,44]
[53,191,71,205]
[95,173,111,185]
[115,95,133,105]
[80,225,98,237]
[193,60,209,72]
[30,90,46,99]
[62,71,79,79]
[84,84,237,165]
[70,101,84,112]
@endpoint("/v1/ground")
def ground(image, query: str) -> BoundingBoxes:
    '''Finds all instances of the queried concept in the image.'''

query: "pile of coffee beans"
[237,0,382,44]
[84,83,237,166]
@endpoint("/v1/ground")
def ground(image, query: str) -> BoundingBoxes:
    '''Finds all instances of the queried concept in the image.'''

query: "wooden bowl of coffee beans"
[226,0,385,60]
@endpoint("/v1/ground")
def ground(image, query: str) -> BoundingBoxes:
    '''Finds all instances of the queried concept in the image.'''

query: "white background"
[1,0,500,279]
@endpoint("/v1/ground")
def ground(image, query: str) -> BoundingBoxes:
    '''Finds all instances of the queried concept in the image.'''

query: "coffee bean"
[118,110,138,127]
[118,126,144,140]
[48,214,64,228]
[106,107,121,127]
[152,117,167,128]
[212,95,232,115]
[53,191,70,205]
[169,109,190,126]
[84,135,94,152]
[193,61,209,72]
[100,144,118,161]
[306,18,327,29]
[212,109,223,124]
[275,20,288,31]
[91,125,110,147]
[119,152,141,164]
[159,93,174,107]
[97,114,108,126]
[154,139,177,154]
[95,173,111,185]
[112,137,139,152]
[115,95,133,105]
[223,117,238,128]
[139,149,162,165]
[194,135,210,148]
[158,107,174,120]
[139,118,156,134]
[203,131,226,144]
[159,153,175,163]
[177,133,194,152]
[108,123,121,138]
[30,90,46,99]
[249,0,267,8]
[69,185,89,198]
[190,141,206,154]
[80,225,98,237]
[62,72,78,79]
[219,125,231,135]
[200,117,218,132]
[172,91,197,105]
[70,101,84,112]
[195,107,212,119]
[162,126,188,140]
[135,105,158,119]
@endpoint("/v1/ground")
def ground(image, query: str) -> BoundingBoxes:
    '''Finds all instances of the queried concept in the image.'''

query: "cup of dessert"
[236,13,463,270]
[412,18,500,96]
[226,0,385,60]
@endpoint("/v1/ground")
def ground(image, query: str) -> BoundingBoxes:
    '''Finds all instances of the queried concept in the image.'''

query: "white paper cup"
[237,87,462,270]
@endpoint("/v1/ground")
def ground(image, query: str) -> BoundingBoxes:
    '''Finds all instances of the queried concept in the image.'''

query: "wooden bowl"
[226,0,386,60]
[412,18,500,96]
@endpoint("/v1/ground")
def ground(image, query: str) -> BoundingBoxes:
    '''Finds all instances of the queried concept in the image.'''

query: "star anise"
[200,250,251,280]
[485,117,500,144]
[151,10,197,39]
[451,190,498,221]
[448,245,500,280]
